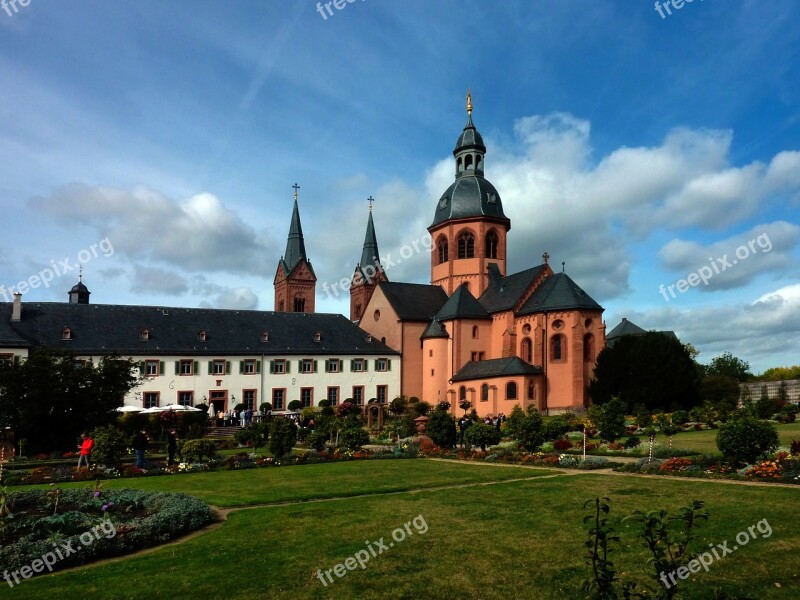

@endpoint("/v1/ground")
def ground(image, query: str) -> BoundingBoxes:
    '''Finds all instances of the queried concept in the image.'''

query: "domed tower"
[68,270,91,304]
[429,92,510,296]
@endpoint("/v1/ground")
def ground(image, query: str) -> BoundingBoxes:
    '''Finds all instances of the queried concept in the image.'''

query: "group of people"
[77,427,179,469]
[457,413,507,448]
[215,408,256,427]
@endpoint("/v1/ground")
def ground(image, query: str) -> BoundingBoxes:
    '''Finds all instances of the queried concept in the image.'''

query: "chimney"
[11,293,21,322]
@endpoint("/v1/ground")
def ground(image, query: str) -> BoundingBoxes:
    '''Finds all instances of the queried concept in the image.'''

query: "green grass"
[14,459,556,507]
[8,462,800,599]
[653,421,800,454]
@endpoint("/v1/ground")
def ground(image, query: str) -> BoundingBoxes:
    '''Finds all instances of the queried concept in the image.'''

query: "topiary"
[88,425,129,468]
[287,400,302,411]
[426,410,457,448]
[716,417,779,464]
[306,430,328,451]
[464,423,501,451]
[269,417,297,458]
[179,438,218,462]
[340,427,370,450]
[412,401,431,416]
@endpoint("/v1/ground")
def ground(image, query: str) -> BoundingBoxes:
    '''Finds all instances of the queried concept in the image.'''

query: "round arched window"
[374,310,381,321]
[584,318,593,329]
[522,324,532,335]
[552,319,564,330]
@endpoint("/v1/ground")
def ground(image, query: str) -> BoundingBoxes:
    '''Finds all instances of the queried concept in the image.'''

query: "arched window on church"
[465,154,473,170]
[481,383,489,402]
[584,334,595,362]
[521,337,533,363]
[506,381,518,400]
[486,230,499,259]
[437,237,449,264]
[458,231,475,259]
[457,157,464,173]
[459,386,467,402]
[293,295,306,313]
[551,334,566,362]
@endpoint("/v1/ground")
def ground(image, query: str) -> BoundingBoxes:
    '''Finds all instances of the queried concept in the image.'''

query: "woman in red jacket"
[77,433,93,468]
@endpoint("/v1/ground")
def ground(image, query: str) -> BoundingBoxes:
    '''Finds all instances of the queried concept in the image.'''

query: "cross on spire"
[79,264,84,283]
[542,251,550,265]
[368,195,375,212]
[292,183,300,201]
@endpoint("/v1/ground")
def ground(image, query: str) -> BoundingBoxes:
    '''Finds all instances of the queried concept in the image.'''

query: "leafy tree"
[458,399,472,414]
[506,406,545,451]
[704,352,752,382]
[268,417,297,458]
[179,439,218,462]
[758,365,800,381]
[464,423,500,450]
[234,423,269,450]
[411,401,430,416]
[426,410,457,448]
[588,333,700,412]
[389,396,408,415]
[670,410,689,425]
[0,349,140,453]
[436,401,451,412]
[306,429,328,451]
[588,398,627,443]
[89,425,129,468]
[755,385,780,419]
[716,417,779,464]
[701,374,740,420]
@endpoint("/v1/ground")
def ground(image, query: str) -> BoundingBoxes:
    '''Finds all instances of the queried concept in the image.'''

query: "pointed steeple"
[359,198,381,274]
[281,184,308,274]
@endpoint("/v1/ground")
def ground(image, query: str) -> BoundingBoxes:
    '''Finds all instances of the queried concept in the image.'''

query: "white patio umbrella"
[162,404,201,412]
[140,406,166,414]
[113,405,144,413]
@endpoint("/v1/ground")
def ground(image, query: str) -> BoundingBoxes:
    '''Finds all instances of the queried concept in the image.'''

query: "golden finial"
[466,89,473,115]
[292,183,300,201]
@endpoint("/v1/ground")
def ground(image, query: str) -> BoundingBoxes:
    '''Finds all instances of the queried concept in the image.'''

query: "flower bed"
[0,486,214,580]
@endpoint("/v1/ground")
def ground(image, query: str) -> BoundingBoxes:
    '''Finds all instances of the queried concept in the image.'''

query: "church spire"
[282,183,308,273]
[359,196,382,274]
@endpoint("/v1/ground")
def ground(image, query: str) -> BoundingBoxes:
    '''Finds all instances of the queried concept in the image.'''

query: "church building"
[352,94,606,416]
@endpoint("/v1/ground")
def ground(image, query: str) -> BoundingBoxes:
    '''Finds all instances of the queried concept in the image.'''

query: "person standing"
[166,429,178,466]
[77,433,93,468]
[132,429,148,468]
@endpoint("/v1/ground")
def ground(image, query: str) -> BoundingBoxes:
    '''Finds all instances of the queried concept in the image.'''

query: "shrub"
[505,406,545,452]
[287,400,302,411]
[791,440,800,456]
[411,401,431,416]
[89,425,129,468]
[340,427,370,450]
[436,401,451,412]
[577,456,610,470]
[178,439,218,463]
[234,423,268,450]
[269,418,297,458]
[589,398,627,442]
[426,410,457,448]
[716,417,779,464]
[384,415,416,439]
[464,423,501,451]
[623,436,641,449]
[306,430,328,451]
[553,438,573,451]
[259,402,272,414]
[542,416,570,441]
[670,410,689,425]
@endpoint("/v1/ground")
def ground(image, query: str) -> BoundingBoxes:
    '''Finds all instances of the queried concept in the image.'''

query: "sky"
[0,0,799,374]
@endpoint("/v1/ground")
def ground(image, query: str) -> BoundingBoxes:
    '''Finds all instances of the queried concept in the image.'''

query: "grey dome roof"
[70,282,89,293]
[454,114,485,153]
[430,175,509,228]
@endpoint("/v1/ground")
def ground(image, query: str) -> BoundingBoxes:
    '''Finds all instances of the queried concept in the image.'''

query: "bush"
[553,438,573,451]
[426,410,457,448]
[436,401,451,412]
[259,402,272,414]
[411,401,431,416]
[306,430,328,451]
[589,398,627,442]
[716,417,779,464]
[542,416,570,441]
[384,415,416,439]
[505,406,545,452]
[340,427,370,450]
[670,410,689,425]
[269,418,297,458]
[89,425,129,468]
[464,423,501,451]
[287,400,302,411]
[178,439,218,463]
[234,423,268,449]
[623,435,641,449]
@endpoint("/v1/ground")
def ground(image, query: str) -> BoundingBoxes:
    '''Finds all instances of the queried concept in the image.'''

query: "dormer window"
[365,334,373,343]
[198,330,207,342]
[62,327,72,340]
[140,329,150,341]
[313,332,321,342]
[261,331,269,342]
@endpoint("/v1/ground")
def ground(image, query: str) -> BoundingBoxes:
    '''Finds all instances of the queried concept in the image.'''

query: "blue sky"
[1,0,799,373]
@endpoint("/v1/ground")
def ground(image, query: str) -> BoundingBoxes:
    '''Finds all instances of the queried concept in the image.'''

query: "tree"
[589,332,701,412]
[389,396,408,415]
[0,349,140,453]
[426,410,457,448]
[458,399,472,414]
[505,405,545,452]
[89,425,129,468]
[411,401,431,416]
[755,385,780,419]
[758,365,800,381]
[268,417,297,458]
[700,374,740,420]
[340,427,369,450]
[588,398,627,442]
[716,417,779,464]
[704,352,752,383]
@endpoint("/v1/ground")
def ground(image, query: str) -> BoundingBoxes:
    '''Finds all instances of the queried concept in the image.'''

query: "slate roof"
[279,198,315,277]
[430,175,510,228]
[0,318,30,349]
[478,264,547,314]
[420,319,449,340]
[517,272,602,315]
[606,318,678,348]
[377,282,449,322]
[436,284,491,320]
[451,357,543,382]
[0,303,397,357]
[453,113,486,153]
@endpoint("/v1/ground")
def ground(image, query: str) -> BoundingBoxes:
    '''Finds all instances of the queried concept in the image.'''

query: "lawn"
[6,460,800,599]
[653,421,800,454]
